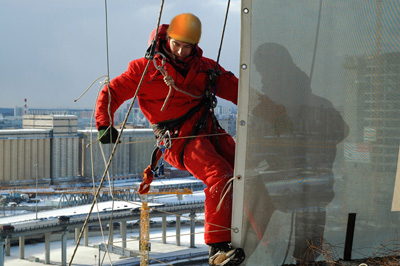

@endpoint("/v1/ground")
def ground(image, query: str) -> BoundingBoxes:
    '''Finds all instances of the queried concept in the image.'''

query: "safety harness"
[138,67,222,194]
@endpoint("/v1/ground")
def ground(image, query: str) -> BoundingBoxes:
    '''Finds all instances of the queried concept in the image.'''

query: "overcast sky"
[1,0,241,109]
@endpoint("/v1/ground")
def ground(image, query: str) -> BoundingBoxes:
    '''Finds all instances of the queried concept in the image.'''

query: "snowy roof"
[0,128,50,133]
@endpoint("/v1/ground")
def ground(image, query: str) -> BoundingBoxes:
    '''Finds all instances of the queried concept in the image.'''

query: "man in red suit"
[95,13,244,266]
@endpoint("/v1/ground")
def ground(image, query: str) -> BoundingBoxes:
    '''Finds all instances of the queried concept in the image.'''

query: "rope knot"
[152,51,204,112]
[163,75,175,87]
[101,77,110,85]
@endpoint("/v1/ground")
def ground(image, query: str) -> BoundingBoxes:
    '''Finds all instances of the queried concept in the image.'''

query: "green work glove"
[98,126,119,144]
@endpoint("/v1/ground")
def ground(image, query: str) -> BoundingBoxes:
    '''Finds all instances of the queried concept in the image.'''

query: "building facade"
[0,115,155,185]
[343,52,400,173]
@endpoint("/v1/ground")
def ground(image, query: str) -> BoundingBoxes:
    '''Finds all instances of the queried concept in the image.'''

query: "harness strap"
[206,68,222,153]
[152,97,208,139]
[178,100,222,167]
[151,69,223,169]
[150,146,164,171]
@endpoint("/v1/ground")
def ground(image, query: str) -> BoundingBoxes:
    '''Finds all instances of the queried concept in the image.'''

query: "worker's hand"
[138,165,154,194]
[98,126,120,144]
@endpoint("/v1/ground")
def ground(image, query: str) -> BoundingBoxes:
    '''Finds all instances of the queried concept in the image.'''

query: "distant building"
[27,108,95,130]
[217,115,237,137]
[343,52,400,172]
[0,108,14,117]
[14,107,24,117]
[23,115,78,136]
[0,115,156,185]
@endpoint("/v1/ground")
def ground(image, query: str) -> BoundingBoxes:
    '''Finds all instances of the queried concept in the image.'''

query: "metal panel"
[233,0,400,265]
[232,0,252,249]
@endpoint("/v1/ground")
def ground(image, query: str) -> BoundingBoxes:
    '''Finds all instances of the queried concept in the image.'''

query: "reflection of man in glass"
[246,42,348,264]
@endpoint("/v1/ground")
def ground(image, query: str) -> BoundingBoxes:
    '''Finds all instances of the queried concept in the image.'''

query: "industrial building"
[0,115,155,185]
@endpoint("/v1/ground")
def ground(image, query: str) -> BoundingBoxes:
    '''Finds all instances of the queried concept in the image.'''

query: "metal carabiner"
[162,130,172,149]
[157,130,172,150]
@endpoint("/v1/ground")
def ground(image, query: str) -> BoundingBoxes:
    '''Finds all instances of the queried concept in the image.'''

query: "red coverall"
[95,24,238,245]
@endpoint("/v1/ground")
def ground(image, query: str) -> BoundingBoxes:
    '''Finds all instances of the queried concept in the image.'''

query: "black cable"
[282,212,295,265]
[215,0,231,68]
[309,0,323,82]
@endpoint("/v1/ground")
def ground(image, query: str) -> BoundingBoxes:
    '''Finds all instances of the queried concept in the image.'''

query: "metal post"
[98,246,101,266]
[189,212,196,248]
[19,236,25,259]
[0,239,4,266]
[162,216,167,244]
[61,230,67,266]
[4,238,10,256]
[74,228,79,244]
[35,163,38,220]
[84,226,89,246]
[176,216,181,246]
[121,221,127,249]
[45,232,51,264]
[344,213,357,261]
[108,223,114,245]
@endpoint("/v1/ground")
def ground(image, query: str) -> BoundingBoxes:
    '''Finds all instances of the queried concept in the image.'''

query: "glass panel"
[236,0,400,264]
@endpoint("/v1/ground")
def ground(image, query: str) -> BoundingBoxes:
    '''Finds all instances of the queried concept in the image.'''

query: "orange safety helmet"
[167,13,201,44]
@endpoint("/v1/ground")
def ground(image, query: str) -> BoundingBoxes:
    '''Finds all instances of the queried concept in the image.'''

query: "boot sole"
[219,248,245,266]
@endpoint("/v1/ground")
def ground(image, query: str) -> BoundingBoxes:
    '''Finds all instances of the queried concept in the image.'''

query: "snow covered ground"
[1,190,207,265]
[0,191,205,224]
[4,226,208,266]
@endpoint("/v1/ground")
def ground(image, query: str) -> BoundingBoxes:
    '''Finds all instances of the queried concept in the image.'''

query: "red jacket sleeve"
[95,59,144,129]
[214,63,238,105]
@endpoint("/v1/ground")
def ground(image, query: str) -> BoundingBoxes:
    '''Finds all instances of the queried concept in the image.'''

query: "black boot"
[209,242,245,266]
